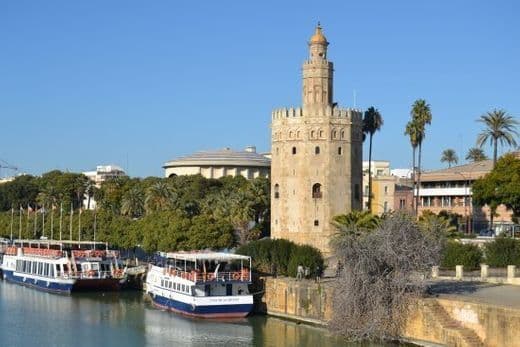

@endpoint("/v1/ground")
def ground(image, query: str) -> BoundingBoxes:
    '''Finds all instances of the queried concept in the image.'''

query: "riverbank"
[257,276,520,347]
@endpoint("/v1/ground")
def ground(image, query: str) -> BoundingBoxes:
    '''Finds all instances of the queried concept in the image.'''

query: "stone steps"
[425,300,484,347]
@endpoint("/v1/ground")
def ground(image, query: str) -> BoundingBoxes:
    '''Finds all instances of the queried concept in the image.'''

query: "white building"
[163,146,270,180]
[82,165,126,209]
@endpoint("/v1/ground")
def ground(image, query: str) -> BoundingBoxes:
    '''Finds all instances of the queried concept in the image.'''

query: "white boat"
[145,251,254,318]
[1,239,126,294]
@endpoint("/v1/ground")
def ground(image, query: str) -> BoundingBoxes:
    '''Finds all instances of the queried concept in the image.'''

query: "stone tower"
[270,24,363,255]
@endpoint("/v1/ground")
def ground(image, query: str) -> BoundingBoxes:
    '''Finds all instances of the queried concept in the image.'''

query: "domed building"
[163,146,270,180]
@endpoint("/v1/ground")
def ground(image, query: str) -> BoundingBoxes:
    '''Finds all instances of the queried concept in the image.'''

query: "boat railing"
[57,269,125,280]
[5,247,64,258]
[163,268,251,283]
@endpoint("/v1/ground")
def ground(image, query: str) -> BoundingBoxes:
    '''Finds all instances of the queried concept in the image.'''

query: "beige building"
[163,146,270,180]
[83,164,126,187]
[270,24,363,255]
[417,155,518,233]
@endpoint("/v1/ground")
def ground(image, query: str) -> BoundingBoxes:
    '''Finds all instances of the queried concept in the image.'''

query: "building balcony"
[416,187,472,197]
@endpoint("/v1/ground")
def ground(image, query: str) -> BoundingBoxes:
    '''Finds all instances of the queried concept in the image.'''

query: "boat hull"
[2,269,74,294]
[149,293,253,318]
[73,278,123,292]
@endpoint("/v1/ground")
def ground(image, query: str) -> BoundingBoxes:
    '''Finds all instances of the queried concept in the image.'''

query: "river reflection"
[0,281,395,347]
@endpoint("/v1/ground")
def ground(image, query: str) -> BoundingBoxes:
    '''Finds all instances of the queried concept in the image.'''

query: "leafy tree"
[362,106,384,212]
[440,148,458,168]
[472,153,520,222]
[476,109,519,166]
[419,210,458,238]
[465,147,488,162]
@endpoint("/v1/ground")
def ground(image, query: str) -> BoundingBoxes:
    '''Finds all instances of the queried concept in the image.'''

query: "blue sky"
[1,1,519,177]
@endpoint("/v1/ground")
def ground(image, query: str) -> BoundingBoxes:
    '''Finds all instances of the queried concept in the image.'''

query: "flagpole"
[59,203,63,241]
[26,204,29,237]
[18,206,22,240]
[69,203,73,241]
[42,204,45,238]
[50,205,54,240]
[10,207,14,241]
[93,208,97,243]
[78,208,82,243]
[33,205,37,237]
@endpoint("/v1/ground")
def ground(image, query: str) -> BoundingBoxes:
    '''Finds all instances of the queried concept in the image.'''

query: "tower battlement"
[271,106,363,122]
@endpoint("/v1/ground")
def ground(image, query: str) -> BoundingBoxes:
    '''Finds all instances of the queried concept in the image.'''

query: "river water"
[0,281,397,347]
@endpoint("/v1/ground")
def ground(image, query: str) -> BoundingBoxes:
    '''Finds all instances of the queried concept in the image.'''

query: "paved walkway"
[428,280,520,309]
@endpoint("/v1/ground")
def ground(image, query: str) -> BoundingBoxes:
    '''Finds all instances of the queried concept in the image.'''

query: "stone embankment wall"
[258,277,520,347]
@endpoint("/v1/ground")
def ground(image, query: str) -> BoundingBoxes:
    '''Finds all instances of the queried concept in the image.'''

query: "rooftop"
[160,250,251,262]
[163,146,271,168]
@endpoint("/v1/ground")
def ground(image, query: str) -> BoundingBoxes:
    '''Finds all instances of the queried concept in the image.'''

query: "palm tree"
[476,109,519,166]
[405,120,421,214]
[144,181,177,214]
[362,106,384,212]
[465,147,488,162]
[410,99,432,216]
[121,186,145,218]
[440,149,458,168]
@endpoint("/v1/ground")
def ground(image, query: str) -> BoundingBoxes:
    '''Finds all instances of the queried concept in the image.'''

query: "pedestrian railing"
[432,264,520,285]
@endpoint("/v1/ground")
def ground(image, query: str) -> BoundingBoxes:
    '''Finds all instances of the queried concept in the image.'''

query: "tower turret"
[302,23,334,109]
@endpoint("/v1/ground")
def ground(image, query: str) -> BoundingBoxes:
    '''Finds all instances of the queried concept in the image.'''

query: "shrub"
[287,245,324,277]
[485,237,520,267]
[236,238,323,277]
[441,241,483,270]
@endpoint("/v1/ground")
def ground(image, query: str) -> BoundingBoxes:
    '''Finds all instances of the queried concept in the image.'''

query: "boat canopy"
[160,251,250,262]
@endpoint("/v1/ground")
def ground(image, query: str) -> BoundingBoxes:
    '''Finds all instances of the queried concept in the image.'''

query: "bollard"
[481,264,489,280]
[507,265,516,282]
[431,266,439,279]
[456,265,464,280]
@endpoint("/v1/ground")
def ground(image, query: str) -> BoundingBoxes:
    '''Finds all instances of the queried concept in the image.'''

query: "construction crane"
[0,159,18,178]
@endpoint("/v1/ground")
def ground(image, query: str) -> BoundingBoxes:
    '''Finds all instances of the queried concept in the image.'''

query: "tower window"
[333,131,337,139]
[341,131,345,139]
[311,130,315,139]
[314,220,319,226]
[338,147,342,155]
[274,184,280,199]
[319,130,324,138]
[292,147,297,155]
[276,147,279,155]
[315,146,320,155]
[312,183,322,199]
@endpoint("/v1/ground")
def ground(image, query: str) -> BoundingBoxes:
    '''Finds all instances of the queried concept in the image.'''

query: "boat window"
[182,284,185,292]
[76,264,82,272]
[38,262,43,275]
[169,281,173,289]
[50,266,54,277]
[63,264,69,273]
[177,283,180,291]
[44,264,49,277]
[161,279,164,287]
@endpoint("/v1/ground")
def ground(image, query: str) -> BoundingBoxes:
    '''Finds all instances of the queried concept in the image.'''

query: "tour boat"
[1,239,126,294]
[0,238,9,277]
[145,251,254,318]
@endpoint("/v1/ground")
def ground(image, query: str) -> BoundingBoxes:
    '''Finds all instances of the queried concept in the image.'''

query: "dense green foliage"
[484,237,520,267]
[441,241,483,270]
[236,239,324,277]
[472,153,520,221]
[0,171,270,252]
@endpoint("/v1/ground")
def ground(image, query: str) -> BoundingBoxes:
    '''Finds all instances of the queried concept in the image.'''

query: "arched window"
[311,130,315,139]
[297,131,301,138]
[292,147,297,155]
[333,130,337,139]
[312,183,322,199]
[319,130,324,138]
[274,184,280,199]
[169,173,178,178]
[341,130,345,139]
[315,146,320,155]
[276,147,279,155]
[338,147,342,155]
[289,131,294,138]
